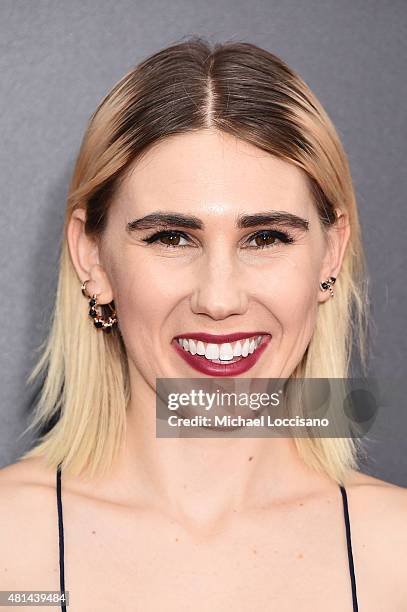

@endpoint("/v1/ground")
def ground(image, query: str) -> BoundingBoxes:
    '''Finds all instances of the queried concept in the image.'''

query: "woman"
[1,37,406,611]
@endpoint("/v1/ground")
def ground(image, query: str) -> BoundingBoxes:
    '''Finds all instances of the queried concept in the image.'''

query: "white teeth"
[176,335,265,362]
[241,338,250,357]
[219,343,234,361]
[233,341,242,357]
[196,340,205,355]
[205,343,219,359]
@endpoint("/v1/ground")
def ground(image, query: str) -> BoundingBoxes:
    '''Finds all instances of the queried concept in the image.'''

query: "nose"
[189,250,249,320]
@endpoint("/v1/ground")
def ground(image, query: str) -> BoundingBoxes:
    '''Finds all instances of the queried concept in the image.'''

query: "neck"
[104,376,334,531]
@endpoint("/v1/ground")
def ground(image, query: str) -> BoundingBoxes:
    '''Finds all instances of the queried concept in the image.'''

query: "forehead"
[115,129,314,221]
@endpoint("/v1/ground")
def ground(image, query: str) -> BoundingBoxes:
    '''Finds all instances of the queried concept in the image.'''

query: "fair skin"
[1,129,406,611]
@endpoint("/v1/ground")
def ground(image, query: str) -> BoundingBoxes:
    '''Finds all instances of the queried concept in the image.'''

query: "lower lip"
[171,336,271,376]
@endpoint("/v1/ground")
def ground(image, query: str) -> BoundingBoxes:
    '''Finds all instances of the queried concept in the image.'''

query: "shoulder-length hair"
[20,36,371,483]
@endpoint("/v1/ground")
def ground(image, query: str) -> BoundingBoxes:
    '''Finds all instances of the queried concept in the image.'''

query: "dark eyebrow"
[126,210,309,233]
[236,211,309,231]
[127,212,203,232]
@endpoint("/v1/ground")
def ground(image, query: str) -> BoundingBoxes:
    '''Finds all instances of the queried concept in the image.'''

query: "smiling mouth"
[175,334,266,364]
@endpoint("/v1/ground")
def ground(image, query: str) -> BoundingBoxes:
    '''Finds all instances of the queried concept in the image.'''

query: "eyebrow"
[126,210,309,232]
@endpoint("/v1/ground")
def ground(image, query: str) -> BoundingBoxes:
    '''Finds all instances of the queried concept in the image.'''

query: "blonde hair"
[20,36,372,484]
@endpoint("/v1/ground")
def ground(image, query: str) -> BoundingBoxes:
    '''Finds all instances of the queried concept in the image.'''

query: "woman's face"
[71,129,348,383]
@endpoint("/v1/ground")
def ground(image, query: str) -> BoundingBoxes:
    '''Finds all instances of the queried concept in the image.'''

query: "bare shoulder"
[0,455,56,481]
[344,468,407,527]
[343,469,407,603]
[0,455,57,523]
[0,457,59,589]
[0,455,57,502]
[345,468,407,511]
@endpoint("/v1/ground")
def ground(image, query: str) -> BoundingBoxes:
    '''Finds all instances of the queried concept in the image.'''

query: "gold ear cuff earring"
[81,280,118,333]
[319,276,336,298]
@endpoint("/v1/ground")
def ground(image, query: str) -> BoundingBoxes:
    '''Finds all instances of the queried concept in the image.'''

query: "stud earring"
[319,276,336,298]
[80,280,118,332]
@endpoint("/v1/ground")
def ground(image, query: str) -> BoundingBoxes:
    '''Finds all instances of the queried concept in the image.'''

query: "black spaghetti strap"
[56,465,67,612]
[339,484,359,612]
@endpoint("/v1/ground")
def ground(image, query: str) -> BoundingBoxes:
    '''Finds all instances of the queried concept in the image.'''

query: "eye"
[142,230,191,248]
[245,229,295,249]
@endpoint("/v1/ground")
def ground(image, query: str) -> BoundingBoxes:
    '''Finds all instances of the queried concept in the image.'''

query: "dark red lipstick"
[172,333,271,377]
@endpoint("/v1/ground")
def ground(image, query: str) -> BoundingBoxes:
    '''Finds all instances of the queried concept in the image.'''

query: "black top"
[56,465,359,611]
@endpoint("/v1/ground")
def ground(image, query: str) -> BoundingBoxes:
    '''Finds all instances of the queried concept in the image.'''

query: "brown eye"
[246,229,294,249]
[143,230,190,248]
[160,233,181,246]
[253,232,277,247]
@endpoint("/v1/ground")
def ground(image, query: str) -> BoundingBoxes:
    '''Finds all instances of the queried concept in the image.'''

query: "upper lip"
[173,331,270,344]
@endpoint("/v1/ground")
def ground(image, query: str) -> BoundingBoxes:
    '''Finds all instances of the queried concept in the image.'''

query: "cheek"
[258,251,320,333]
[112,266,167,336]
[275,274,317,321]
[107,252,186,358]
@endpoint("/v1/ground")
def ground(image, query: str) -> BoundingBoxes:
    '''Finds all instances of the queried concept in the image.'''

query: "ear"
[318,209,350,303]
[67,208,114,304]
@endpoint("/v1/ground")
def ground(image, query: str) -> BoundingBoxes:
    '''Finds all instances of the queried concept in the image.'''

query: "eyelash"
[142,229,295,249]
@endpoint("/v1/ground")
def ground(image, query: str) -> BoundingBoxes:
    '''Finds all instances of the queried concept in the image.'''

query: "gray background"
[0,1,406,484]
